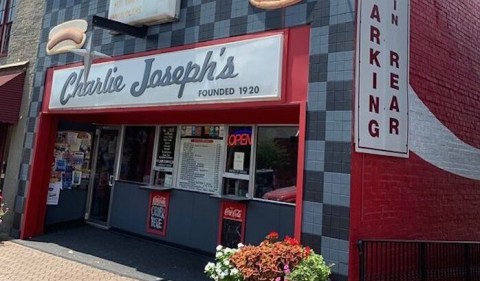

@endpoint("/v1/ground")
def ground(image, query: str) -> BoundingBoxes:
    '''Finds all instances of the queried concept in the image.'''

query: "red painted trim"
[146,191,170,236]
[21,113,58,239]
[42,69,54,113]
[285,26,310,103]
[294,101,307,241]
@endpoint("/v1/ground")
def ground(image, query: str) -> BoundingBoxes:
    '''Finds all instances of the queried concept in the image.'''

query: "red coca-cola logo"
[224,207,243,220]
[152,195,166,206]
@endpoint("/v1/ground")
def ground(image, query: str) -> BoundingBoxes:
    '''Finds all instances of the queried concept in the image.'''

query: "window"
[147,124,299,205]
[222,126,252,197]
[0,0,15,56]
[254,127,298,203]
[119,126,155,183]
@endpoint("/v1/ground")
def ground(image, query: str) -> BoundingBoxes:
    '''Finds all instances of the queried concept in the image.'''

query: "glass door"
[86,127,120,225]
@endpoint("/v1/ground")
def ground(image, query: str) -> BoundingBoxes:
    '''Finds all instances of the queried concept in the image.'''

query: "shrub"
[206,232,331,281]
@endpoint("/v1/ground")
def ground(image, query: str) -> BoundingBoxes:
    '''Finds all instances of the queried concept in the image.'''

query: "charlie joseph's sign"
[48,35,283,110]
[355,0,409,157]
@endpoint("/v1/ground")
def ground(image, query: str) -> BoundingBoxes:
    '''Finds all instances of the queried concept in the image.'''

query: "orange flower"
[284,236,299,246]
[266,231,279,241]
[304,246,311,257]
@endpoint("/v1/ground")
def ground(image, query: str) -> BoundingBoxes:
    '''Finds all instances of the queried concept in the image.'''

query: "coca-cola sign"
[224,207,243,221]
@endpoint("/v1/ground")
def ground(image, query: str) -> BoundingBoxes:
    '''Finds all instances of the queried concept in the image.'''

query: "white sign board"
[177,138,223,193]
[355,0,409,157]
[49,35,284,110]
[47,181,62,205]
[108,0,181,25]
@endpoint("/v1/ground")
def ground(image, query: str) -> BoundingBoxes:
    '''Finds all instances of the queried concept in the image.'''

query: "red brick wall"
[350,0,480,279]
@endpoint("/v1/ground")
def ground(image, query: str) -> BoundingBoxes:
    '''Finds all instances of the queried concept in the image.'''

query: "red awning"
[0,72,26,124]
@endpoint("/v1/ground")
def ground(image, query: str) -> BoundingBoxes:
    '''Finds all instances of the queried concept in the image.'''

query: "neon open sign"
[228,128,252,147]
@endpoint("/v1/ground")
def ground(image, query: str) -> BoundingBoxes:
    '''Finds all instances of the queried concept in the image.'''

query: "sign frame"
[217,201,247,248]
[48,34,284,111]
[146,191,171,236]
[354,0,410,157]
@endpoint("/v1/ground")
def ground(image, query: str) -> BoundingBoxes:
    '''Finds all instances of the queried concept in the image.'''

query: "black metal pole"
[358,240,365,281]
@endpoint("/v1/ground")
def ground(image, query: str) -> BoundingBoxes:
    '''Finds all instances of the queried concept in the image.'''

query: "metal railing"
[358,239,480,281]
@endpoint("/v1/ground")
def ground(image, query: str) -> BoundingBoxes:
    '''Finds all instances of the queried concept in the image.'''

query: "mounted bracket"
[92,15,148,38]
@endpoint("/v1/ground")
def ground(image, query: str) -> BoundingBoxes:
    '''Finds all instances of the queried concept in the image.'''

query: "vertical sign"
[156,126,177,172]
[146,191,170,236]
[355,0,409,157]
[218,201,247,248]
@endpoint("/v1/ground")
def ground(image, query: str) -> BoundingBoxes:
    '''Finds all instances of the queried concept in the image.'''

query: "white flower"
[216,245,223,251]
[205,262,215,271]
[231,268,239,275]
[237,243,244,248]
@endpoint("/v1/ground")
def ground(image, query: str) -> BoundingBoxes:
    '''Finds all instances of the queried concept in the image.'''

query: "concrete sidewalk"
[2,224,212,281]
[0,240,135,281]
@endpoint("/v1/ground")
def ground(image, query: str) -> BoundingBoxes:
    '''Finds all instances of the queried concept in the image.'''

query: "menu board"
[177,138,223,193]
[155,126,177,172]
[146,191,170,236]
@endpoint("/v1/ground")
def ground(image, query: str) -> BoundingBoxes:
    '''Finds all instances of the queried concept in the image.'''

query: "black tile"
[309,0,330,27]
[17,180,26,197]
[171,29,185,46]
[265,9,283,30]
[22,149,31,164]
[303,170,324,203]
[32,88,41,103]
[229,16,247,36]
[309,54,328,83]
[324,141,351,173]
[123,38,136,54]
[199,22,215,42]
[12,212,22,230]
[306,111,326,141]
[328,23,356,53]
[27,117,37,133]
[326,89,353,111]
[301,232,322,253]
[185,5,201,27]
[215,1,232,22]
[146,34,159,51]
[322,204,350,240]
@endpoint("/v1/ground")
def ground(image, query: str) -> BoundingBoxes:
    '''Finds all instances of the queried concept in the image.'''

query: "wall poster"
[46,181,62,205]
[218,201,247,248]
[50,131,93,193]
[146,191,170,236]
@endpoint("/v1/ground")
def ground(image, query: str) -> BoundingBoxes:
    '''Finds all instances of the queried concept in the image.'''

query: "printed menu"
[155,126,177,172]
[177,138,223,193]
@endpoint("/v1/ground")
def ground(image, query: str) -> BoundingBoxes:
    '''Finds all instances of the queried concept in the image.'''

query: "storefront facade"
[14,1,353,280]
[13,0,480,280]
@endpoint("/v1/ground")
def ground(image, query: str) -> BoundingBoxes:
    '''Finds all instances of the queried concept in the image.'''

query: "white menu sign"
[177,139,223,193]
[108,0,181,25]
[49,35,283,110]
[355,0,409,157]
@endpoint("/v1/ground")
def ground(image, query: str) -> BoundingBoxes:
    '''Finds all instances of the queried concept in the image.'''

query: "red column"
[21,113,57,239]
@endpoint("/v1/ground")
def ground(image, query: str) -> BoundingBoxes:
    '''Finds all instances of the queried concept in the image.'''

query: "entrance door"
[86,127,120,226]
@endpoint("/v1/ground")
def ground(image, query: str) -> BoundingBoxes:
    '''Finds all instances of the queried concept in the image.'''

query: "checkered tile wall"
[16,0,355,279]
